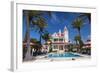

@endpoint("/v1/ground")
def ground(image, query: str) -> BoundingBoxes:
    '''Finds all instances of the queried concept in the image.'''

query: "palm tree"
[74,36,79,45]
[74,35,84,53]
[23,10,43,61]
[74,35,81,52]
[72,18,84,53]
[32,17,47,45]
[23,10,52,61]
[42,32,50,44]
[42,32,53,52]
[72,18,84,38]
[42,32,51,53]
[79,13,91,24]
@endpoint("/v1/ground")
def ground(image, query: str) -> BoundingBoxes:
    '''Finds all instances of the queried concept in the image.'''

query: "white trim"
[11,1,17,71]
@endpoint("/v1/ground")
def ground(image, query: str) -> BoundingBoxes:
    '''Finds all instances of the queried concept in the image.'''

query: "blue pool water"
[48,52,80,58]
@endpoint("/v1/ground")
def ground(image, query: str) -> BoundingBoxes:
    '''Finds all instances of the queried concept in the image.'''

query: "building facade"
[50,26,69,52]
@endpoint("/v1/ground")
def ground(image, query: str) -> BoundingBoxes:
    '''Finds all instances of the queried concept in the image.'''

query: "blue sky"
[23,10,91,43]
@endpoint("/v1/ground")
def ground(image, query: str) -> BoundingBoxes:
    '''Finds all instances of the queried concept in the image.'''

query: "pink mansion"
[49,26,69,52]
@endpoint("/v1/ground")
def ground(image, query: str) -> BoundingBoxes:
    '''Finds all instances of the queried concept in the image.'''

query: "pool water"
[48,52,80,58]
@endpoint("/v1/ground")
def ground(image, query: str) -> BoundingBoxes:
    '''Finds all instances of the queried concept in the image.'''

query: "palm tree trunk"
[78,29,81,53]
[78,29,81,37]
[76,40,78,52]
[39,31,42,45]
[24,13,33,61]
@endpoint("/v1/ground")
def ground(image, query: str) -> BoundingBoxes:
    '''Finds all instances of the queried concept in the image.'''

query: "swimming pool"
[48,52,81,58]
